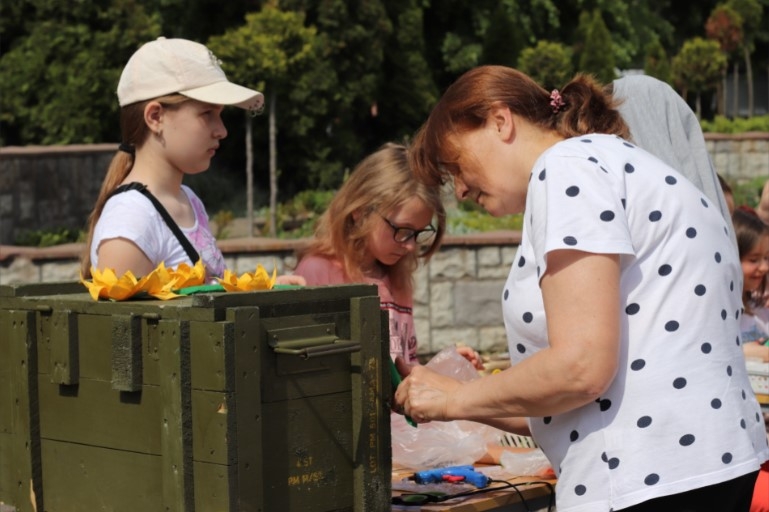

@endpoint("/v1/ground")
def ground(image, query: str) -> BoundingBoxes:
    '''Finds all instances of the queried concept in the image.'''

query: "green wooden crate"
[0,283,391,512]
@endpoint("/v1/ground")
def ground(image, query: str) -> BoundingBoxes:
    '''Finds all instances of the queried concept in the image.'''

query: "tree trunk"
[268,89,278,237]
[717,74,725,117]
[732,62,739,118]
[245,114,255,237]
[695,92,702,120]
[744,46,754,117]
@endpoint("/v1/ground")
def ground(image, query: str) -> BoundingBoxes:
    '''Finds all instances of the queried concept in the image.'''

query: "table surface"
[392,466,556,512]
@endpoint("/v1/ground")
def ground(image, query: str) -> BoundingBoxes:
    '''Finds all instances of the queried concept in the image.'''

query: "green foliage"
[643,39,672,84]
[726,0,763,49]
[211,210,234,239]
[15,227,82,247]
[1,0,765,187]
[700,115,769,133]
[442,33,484,74]
[446,208,523,234]
[377,1,440,145]
[578,10,616,83]
[517,41,574,89]
[730,176,766,209]
[481,3,522,68]
[285,189,336,216]
[0,0,161,145]
[672,37,727,94]
[208,8,318,89]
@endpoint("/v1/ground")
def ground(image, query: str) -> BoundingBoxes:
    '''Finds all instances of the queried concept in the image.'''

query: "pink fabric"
[182,187,224,280]
[294,255,418,364]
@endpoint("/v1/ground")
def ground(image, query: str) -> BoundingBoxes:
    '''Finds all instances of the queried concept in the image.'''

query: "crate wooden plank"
[111,314,143,391]
[188,284,376,310]
[193,460,233,511]
[37,308,79,385]
[158,318,194,511]
[190,319,232,392]
[38,376,161,454]
[191,389,232,465]
[40,439,161,511]
[0,309,43,512]
[0,282,83,298]
[260,393,354,511]
[142,315,162,386]
[228,306,264,511]
[351,298,392,512]
[35,311,135,385]
[74,314,111,381]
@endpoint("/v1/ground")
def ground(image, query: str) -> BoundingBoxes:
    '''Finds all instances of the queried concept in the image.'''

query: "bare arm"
[96,238,155,277]
[276,274,307,286]
[395,250,621,422]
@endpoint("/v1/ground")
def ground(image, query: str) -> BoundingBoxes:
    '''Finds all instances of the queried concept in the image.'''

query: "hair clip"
[550,89,565,114]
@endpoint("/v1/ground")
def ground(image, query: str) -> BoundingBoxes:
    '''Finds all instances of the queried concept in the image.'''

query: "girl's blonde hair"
[409,65,629,186]
[298,142,445,299]
[80,95,189,277]
[733,207,769,314]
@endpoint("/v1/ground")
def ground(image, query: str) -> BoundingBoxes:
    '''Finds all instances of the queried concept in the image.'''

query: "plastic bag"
[391,347,507,470]
[499,448,554,478]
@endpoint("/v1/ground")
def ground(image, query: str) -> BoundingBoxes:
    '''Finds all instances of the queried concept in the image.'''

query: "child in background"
[81,37,304,286]
[734,207,769,363]
[732,207,769,512]
[294,143,482,368]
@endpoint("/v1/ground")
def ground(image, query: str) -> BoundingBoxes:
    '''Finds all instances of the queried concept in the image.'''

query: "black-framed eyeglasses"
[378,213,436,244]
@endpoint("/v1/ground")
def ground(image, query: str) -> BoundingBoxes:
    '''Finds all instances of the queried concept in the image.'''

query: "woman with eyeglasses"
[294,142,482,368]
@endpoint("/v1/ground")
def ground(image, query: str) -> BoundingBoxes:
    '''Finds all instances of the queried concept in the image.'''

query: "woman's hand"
[456,345,485,370]
[276,274,306,286]
[393,362,463,423]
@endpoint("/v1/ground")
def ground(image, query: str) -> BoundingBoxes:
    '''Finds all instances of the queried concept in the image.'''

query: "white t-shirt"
[91,185,225,280]
[503,134,768,512]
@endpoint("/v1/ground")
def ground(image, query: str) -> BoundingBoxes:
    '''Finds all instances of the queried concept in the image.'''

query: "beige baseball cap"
[117,37,264,111]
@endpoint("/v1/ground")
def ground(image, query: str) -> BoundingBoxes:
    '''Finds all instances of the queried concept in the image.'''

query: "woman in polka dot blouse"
[393,66,769,512]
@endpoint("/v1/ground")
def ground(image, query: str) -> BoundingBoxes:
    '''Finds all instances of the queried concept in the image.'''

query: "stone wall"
[0,144,115,245]
[706,132,769,181]
[0,232,521,359]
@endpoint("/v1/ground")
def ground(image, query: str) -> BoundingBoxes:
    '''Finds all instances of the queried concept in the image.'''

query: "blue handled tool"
[413,465,491,488]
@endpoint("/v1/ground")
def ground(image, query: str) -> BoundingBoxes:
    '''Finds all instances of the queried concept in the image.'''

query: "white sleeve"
[90,192,164,267]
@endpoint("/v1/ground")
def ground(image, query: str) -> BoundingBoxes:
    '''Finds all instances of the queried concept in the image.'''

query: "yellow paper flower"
[81,266,142,301]
[81,260,206,301]
[171,260,206,289]
[216,264,277,292]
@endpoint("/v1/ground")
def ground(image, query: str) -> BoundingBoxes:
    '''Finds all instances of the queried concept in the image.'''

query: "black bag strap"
[110,182,200,264]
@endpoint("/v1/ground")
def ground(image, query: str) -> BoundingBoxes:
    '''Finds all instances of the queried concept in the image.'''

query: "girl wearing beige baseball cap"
[80,38,295,284]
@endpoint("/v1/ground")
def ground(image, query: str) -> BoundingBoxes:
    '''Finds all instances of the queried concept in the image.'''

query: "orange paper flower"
[216,264,277,292]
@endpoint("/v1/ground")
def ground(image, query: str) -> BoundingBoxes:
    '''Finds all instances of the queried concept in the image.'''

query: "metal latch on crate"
[267,323,360,359]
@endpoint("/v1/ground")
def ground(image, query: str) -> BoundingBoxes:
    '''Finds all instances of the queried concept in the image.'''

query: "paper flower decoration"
[216,264,277,292]
[81,260,206,301]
